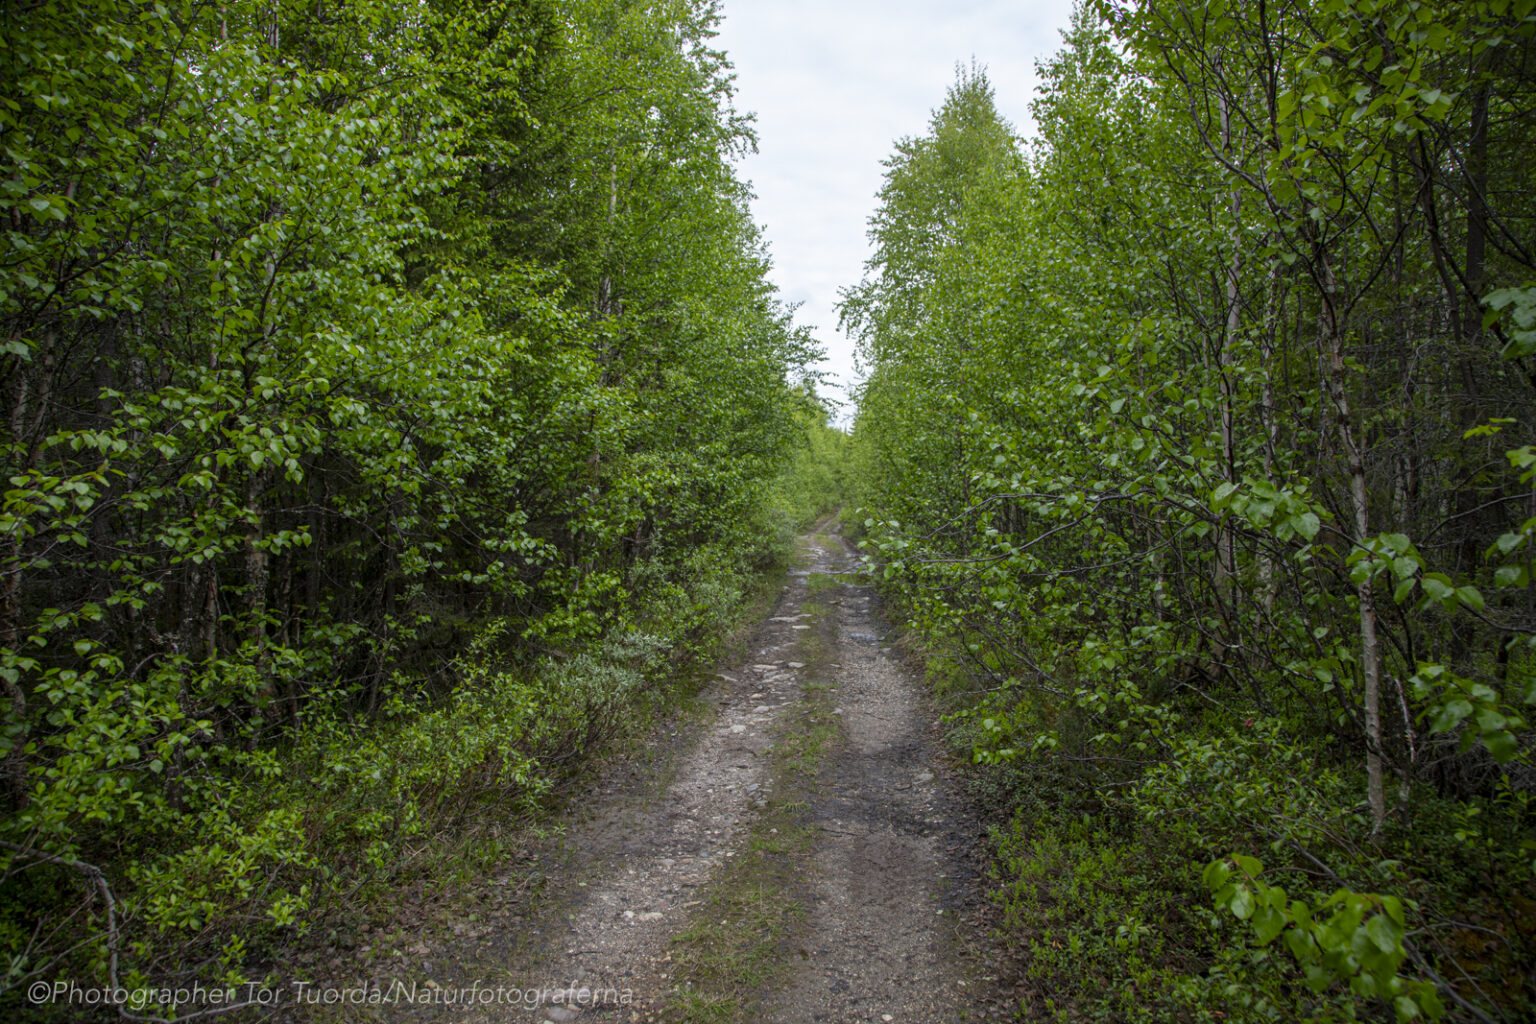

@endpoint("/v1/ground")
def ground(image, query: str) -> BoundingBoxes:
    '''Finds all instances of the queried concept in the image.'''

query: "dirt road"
[381,523,1013,1023]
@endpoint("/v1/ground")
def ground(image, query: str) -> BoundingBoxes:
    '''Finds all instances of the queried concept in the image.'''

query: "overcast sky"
[712,0,1079,420]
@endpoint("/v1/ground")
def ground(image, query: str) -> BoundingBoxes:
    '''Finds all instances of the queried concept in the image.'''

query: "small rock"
[730,724,747,734]
[755,705,772,712]
[546,1008,583,1023]
[639,911,664,922]
[787,661,805,668]
[915,771,933,783]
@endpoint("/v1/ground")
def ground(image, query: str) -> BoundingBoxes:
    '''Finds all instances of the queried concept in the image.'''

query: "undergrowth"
[3,541,786,1023]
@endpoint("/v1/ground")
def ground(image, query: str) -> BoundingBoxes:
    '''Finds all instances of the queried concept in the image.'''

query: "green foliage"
[846,2,1536,1020]
[766,387,852,534]
[995,805,1198,1023]
[0,0,816,1011]
[1205,857,1444,1021]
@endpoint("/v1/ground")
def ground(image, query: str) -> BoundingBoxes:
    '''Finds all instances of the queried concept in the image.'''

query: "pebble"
[730,724,747,734]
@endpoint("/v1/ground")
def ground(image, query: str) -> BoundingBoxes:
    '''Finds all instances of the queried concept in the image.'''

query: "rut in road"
[394,523,1012,1023]
[754,530,1008,1024]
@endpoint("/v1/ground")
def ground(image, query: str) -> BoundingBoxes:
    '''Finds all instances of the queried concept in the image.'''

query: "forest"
[0,0,834,1014]
[845,1,1535,1021]
[2,0,1534,1022]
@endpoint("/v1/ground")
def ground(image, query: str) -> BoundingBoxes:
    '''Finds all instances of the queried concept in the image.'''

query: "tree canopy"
[846,2,1536,1020]
[0,0,818,1009]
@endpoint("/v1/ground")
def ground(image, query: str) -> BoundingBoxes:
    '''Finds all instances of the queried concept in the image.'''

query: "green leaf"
[1484,729,1519,763]
[1365,912,1401,954]
[1285,926,1319,962]
[1420,574,1453,602]
[1429,699,1473,733]
[1253,905,1286,945]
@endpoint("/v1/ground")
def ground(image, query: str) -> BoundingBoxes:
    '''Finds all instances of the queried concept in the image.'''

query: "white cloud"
[714,0,1078,418]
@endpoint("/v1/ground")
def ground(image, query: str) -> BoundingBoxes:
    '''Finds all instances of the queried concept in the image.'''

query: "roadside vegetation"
[0,1,830,1016]
[768,392,853,537]
[843,3,1536,1022]
[8,1,1534,1023]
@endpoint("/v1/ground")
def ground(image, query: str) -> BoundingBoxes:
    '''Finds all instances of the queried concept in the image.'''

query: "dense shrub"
[847,6,1536,1020]
[0,0,813,1011]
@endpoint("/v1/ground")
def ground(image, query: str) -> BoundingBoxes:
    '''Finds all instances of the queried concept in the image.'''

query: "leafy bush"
[0,0,814,1013]
[844,7,1536,1020]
